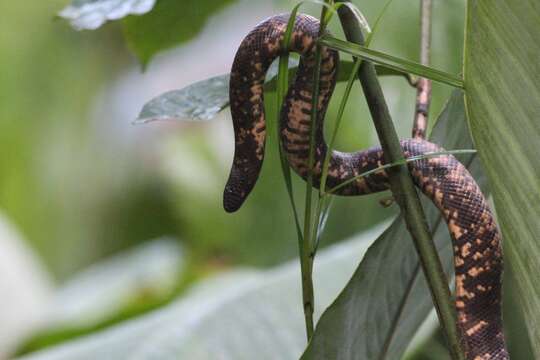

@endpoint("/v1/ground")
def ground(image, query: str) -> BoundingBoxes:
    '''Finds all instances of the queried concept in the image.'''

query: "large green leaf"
[48,239,184,327]
[59,0,156,30]
[16,239,184,356]
[122,0,235,66]
[16,226,387,360]
[302,90,486,360]
[464,1,540,355]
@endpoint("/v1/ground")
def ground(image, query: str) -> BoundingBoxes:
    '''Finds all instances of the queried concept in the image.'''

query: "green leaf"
[302,90,486,360]
[16,239,184,356]
[51,239,184,327]
[134,74,230,123]
[134,61,411,123]
[15,226,388,360]
[122,0,235,67]
[463,1,540,356]
[59,0,156,30]
[319,34,463,88]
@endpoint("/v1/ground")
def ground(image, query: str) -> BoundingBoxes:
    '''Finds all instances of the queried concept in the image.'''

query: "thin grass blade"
[319,35,464,88]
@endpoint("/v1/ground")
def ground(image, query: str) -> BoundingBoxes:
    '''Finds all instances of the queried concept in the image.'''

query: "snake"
[223,14,508,360]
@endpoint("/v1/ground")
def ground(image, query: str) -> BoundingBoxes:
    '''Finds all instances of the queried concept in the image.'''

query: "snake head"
[223,159,262,212]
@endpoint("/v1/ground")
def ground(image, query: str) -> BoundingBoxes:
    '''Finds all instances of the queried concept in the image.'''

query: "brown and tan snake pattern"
[223,14,508,360]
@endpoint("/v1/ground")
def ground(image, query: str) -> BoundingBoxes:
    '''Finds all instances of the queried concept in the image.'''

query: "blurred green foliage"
[1,0,535,358]
[0,0,466,278]
[123,0,236,66]
[0,0,125,276]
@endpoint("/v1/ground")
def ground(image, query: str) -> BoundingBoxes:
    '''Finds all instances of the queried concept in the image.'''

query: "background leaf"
[16,239,184,355]
[0,212,52,358]
[464,1,540,356]
[302,90,486,360]
[47,238,184,327]
[135,75,230,123]
[16,225,387,360]
[59,0,157,30]
[122,0,236,66]
[135,60,412,123]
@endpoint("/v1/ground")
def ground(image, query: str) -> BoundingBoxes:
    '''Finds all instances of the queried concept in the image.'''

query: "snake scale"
[223,14,508,360]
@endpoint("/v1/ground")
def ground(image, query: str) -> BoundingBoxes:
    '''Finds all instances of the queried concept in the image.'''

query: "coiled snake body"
[223,14,508,360]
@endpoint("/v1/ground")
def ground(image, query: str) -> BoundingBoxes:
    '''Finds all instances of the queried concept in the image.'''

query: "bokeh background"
[0,0,532,359]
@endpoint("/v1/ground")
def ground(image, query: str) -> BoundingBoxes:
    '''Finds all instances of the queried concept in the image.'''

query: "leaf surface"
[17,226,387,360]
[464,1,540,356]
[16,239,184,356]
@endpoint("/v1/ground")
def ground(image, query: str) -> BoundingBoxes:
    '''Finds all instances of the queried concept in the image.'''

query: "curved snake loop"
[223,14,508,360]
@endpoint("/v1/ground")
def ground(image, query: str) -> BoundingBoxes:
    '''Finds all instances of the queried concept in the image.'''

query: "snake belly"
[224,14,508,360]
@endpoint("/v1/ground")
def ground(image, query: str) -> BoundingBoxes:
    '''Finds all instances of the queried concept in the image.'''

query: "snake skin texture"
[224,14,508,360]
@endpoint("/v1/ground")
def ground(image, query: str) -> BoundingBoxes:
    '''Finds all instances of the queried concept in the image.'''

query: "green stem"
[277,56,304,249]
[276,10,305,246]
[275,5,312,339]
[300,1,332,340]
[335,3,467,360]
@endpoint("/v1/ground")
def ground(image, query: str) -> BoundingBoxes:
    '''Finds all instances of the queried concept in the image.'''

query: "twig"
[334,2,466,360]
[412,0,433,139]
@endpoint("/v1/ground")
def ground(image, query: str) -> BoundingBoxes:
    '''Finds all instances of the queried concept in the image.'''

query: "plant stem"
[300,1,332,340]
[413,0,433,139]
[334,3,466,360]
[274,6,315,340]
